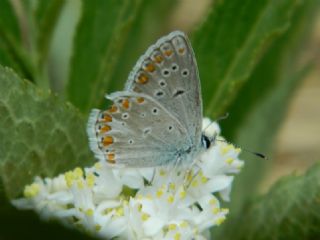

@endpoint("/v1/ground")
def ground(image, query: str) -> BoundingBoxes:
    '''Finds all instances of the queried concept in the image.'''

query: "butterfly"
[87,31,213,167]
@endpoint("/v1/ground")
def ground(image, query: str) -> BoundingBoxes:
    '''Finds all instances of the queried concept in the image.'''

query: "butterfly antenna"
[216,138,268,160]
[203,112,230,132]
[216,112,229,122]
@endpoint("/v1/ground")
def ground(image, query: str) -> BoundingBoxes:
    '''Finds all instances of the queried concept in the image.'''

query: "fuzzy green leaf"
[0,200,96,240]
[0,65,93,199]
[220,163,320,239]
[192,0,301,118]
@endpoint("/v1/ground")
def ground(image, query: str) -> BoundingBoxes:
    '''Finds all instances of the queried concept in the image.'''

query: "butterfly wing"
[87,91,191,167]
[125,31,203,148]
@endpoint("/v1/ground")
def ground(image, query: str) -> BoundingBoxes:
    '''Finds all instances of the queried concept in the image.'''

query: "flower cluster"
[12,119,244,240]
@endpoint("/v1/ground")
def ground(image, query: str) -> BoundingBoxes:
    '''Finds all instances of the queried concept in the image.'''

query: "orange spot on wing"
[100,125,111,133]
[137,73,148,84]
[178,48,185,54]
[164,50,173,57]
[133,86,142,93]
[107,153,115,163]
[102,136,113,146]
[122,99,130,109]
[144,63,155,72]
[136,97,145,104]
[101,113,112,122]
[154,55,163,63]
[108,105,118,113]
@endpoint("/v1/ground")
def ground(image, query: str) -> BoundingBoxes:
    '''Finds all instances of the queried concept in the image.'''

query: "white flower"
[12,119,244,240]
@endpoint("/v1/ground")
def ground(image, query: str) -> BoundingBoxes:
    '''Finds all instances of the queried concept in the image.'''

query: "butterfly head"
[201,132,217,150]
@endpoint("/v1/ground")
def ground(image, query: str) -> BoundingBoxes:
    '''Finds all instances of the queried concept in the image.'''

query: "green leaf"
[67,0,146,112]
[219,0,319,213]
[0,38,21,74]
[46,0,82,93]
[218,162,320,239]
[34,0,66,68]
[0,0,21,41]
[0,0,25,76]
[0,1,42,83]
[192,0,301,118]
[0,200,96,240]
[0,65,92,199]
[18,0,66,88]
[106,0,178,93]
[212,1,320,238]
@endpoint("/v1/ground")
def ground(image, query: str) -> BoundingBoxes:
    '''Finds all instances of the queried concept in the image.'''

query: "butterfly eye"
[128,139,134,144]
[168,125,174,131]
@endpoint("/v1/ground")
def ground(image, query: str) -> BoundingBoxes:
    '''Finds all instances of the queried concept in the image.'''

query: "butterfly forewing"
[125,31,202,148]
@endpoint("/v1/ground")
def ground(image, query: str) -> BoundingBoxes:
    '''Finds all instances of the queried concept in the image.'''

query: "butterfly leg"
[183,159,202,188]
[146,168,157,185]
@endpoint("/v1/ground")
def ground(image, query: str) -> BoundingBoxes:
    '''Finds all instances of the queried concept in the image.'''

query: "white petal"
[100,217,127,239]
[114,169,144,189]
[11,199,34,209]
[143,217,165,236]
[202,118,221,136]
[219,184,232,201]
[139,168,155,182]
[205,175,233,193]
[47,191,73,204]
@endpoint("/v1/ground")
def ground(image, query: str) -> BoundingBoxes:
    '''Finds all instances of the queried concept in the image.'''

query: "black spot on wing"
[173,90,185,98]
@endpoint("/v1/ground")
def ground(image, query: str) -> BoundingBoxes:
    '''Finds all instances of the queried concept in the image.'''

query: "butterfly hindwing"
[87,92,190,167]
